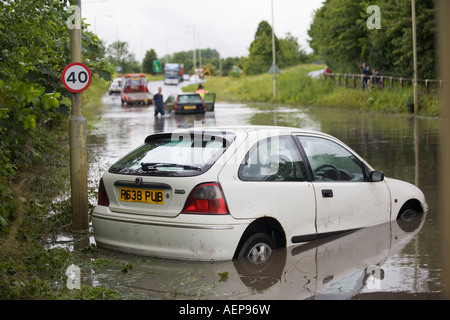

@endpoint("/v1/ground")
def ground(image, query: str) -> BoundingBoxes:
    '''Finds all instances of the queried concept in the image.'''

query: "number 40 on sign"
[62,62,92,93]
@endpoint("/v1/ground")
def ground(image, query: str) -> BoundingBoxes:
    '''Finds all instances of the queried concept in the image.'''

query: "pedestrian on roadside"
[153,87,165,116]
[372,68,382,90]
[360,62,371,90]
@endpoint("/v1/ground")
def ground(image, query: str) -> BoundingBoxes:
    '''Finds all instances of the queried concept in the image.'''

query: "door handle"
[322,189,333,198]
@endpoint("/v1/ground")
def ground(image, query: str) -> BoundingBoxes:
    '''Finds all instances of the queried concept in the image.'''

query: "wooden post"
[412,0,419,113]
[438,0,450,300]
[68,0,88,231]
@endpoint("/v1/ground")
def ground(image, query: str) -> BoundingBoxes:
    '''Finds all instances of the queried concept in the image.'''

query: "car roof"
[155,125,332,139]
[174,92,200,96]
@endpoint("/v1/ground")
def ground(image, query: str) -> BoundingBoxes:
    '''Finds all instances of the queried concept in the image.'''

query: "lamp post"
[141,33,154,73]
[411,0,419,114]
[186,25,197,71]
[438,0,450,300]
[271,0,277,98]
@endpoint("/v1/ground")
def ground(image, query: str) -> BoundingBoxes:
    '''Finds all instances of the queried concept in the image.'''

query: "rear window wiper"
[141,162,202,172]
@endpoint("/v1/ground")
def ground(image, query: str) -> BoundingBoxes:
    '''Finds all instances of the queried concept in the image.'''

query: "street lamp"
[411,0,419,114]
[186,25,197,71]
[116,24,131,41]
[271,0,277,98]
[141,33,154,72]
[93,15,112,34]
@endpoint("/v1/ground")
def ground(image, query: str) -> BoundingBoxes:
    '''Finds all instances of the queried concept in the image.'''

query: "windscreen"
[178,95,203,104]
[109,132,236,176]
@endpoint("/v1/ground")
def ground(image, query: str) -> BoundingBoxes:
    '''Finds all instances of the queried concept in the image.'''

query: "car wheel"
[398,208,420,221]
[237,233,276,264]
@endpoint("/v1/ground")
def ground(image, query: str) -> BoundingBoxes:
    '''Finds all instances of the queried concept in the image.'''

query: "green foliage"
[106,40,140,73]
[0,0,113,229]
[308,0,437,79]
[244,21,310,75]
[142,49,158,74]
[191,64,440,117]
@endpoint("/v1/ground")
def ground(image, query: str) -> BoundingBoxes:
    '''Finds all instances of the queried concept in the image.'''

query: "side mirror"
[370,170,384,182]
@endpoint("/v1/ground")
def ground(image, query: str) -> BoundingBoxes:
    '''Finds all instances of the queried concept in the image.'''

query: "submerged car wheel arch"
[397,199,424,220]
[233,217,286,259]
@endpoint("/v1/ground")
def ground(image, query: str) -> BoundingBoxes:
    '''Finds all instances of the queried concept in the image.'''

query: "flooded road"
[84,82,442,299]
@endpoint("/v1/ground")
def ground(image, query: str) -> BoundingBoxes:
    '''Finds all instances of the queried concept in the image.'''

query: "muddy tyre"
[237,233,276,264]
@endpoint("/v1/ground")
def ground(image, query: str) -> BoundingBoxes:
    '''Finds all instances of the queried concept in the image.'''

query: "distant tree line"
[308,0,437,79]
[107,20,312,77]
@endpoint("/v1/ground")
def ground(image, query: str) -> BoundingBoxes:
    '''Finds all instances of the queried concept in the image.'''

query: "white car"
[92,126,427,262]
[108,77,122,95]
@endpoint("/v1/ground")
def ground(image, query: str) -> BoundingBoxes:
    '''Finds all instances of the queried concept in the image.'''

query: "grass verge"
[183,64,441,117]
[0,76,126,299]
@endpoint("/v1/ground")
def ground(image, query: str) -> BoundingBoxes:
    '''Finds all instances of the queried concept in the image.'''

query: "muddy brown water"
[81,85,442,300]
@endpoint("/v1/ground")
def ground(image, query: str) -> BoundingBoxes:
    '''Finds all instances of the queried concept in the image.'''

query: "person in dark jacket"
[153,87,165,116]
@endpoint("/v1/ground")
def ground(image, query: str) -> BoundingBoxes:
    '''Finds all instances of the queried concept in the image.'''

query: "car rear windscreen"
[109,131,236,176]
[178,95,203,104]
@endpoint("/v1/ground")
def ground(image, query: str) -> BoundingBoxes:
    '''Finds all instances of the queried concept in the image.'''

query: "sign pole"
[271,0,277,98]
[438,0,450,299]
[68,0,89,231]
[411,0,419,114]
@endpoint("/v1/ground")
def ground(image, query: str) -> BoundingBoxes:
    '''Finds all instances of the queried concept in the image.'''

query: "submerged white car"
[92,126,427,262]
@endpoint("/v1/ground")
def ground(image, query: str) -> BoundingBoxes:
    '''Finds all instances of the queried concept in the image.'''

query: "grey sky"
[82,0,325,61]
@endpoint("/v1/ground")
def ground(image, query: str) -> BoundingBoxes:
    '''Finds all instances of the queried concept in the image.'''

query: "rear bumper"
[174,109,205,114]
[92,206,250,261]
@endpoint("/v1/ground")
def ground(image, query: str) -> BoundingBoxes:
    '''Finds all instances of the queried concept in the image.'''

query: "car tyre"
[398,208,419,222]
[237,233,276,264]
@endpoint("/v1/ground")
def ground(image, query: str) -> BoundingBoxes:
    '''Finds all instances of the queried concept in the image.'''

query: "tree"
[142,49,158,74]
[244,21,307,75]
[278,33,309,68]
[0,0,114,227]
[308,0,367,73]
[244,21,281,75]
[308,0,437,78]
[106,41,139,73]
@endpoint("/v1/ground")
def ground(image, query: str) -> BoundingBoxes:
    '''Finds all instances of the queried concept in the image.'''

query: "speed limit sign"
[62,62,92,93]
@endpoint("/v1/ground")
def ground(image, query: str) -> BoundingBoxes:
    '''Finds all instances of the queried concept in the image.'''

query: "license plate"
[184,105,196,110]
[120,188,164,205]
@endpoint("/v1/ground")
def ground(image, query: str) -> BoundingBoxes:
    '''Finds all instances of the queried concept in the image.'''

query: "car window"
[109,132,235,176]
[296,136,366,182]
[178,95,202,104]
[166,96,174,103]
[239,136,307,182]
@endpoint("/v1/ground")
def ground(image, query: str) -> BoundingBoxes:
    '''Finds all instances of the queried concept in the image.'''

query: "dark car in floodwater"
[165,93,215,114]
[165,93,205,114]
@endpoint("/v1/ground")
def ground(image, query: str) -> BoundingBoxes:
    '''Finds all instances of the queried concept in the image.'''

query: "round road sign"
[62,62,92,93]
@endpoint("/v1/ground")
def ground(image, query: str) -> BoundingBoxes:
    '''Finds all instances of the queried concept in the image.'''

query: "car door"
[220,135,317,245]
[204,93,216,111]
[295,135,391,236]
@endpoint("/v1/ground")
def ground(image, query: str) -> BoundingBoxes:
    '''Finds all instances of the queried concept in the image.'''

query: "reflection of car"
[104,213,425,299]
[108,77,122,95]
[92,126,427,262]
[165,93,206,114]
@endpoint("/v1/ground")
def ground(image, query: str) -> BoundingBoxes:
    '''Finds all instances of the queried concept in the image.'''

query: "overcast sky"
[82,0,325,61]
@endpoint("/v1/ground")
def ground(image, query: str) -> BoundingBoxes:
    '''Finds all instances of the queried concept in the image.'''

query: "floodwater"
[84,81,442,300]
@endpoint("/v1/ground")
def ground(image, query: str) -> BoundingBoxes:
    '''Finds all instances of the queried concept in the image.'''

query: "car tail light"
[174,97,178,110]
[97,178,110,207]
[182,183,229,215]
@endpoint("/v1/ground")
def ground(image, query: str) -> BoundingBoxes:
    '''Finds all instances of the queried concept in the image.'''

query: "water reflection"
[85,212,428,299]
